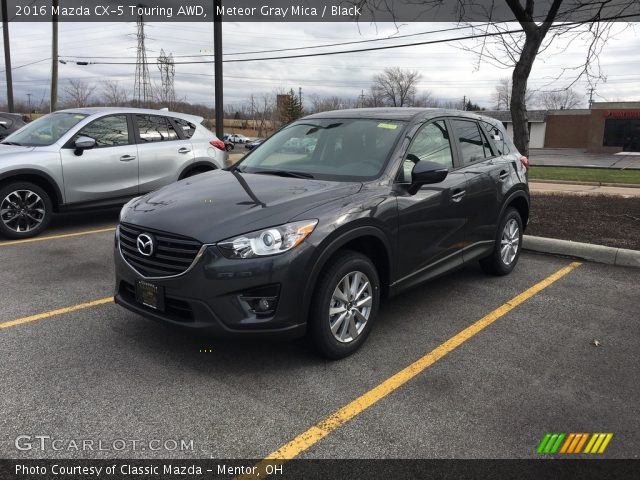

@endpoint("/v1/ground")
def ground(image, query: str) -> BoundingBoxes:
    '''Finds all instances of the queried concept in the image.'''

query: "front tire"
[309,251,380,359]
[480,207,523,276]
[0,182,52,239]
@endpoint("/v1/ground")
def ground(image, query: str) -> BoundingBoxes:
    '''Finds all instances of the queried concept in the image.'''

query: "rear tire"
[480,207,523,276]
[0,181,52,239]
[308,251,380,359]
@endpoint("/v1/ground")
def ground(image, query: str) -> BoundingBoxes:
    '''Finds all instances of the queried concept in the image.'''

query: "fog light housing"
[239,285,280,317]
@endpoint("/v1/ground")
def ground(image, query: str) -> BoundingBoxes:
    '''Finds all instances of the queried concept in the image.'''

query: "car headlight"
[218,220,318,259]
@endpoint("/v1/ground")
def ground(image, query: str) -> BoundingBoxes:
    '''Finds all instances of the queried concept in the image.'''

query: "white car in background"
[0,107,227,239]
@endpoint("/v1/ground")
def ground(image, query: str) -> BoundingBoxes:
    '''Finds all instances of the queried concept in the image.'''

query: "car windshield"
[2,112,88,146]
[236,118,406,181]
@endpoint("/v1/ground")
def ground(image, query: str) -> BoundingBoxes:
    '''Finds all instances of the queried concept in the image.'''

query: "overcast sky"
[1,20,639,111]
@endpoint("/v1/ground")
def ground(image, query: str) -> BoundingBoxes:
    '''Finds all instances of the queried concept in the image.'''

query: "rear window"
[173,118,196,139]
[136,115,179,142]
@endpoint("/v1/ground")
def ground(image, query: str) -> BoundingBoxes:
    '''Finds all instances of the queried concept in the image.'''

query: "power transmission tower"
[133,14,152,106]
[588,87,595,109]
[157,49,175,108]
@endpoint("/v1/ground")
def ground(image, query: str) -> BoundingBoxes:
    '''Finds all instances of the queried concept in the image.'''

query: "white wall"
[503,122,546,148]
[529,123,546,148]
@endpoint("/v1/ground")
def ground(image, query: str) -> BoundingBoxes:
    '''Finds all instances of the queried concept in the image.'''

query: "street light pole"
[1,0,15,112]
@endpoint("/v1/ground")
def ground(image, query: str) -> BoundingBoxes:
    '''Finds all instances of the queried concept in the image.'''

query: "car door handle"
[178,147,191,154]
[119,155,136,162]
[451,189,466,202]
[499,170,509,181]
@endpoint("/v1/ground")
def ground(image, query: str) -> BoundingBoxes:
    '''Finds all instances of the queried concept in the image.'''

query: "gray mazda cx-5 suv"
[0,107,226,239]
[114,108,530,358]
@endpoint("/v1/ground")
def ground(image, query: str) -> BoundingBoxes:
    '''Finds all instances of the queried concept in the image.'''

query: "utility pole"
[588,87,595,109]
[1,0,14,112]
[51,0,58,112]
[462,95,466,111]
[213,0,223,140]
[26,93,32,112]
[359,89,365,108]
[298,87,302,110]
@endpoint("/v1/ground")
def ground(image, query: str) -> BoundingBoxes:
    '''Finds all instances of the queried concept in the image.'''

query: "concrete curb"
[529,179,640,189]
[523,235,640,268]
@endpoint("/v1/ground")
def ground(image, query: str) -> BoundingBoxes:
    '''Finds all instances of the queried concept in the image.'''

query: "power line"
[0,57,50,74]
[60,23,481,60]
[60,14,640,66]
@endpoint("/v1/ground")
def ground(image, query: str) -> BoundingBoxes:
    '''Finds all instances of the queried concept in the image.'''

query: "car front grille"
[118,223,203,278]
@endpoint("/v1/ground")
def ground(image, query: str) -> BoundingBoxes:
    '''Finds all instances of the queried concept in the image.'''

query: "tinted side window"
[481,120,509,155]
[136,115,178,142]
[76,115,129,147]
[451,119,492,164]
[401,120,453,181]
[0,116,14,129]
[173,118,195,139]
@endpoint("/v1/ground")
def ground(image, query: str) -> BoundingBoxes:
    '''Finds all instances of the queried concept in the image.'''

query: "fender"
[301,224,394,317]
[498,186,530,229]
[0,168,65,206]
[178,160,218,180]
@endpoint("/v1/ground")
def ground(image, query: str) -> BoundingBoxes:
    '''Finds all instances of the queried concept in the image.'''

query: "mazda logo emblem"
[136,233,154,257]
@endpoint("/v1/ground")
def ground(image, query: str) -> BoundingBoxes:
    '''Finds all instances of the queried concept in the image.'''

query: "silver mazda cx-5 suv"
[0,107,227,239]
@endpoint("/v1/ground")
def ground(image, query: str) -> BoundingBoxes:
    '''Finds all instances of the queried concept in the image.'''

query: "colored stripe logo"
[537,433,613,454]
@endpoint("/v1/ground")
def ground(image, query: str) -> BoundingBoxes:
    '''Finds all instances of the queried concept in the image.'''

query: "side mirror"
[409,160,448,194]
[74,136,96,155]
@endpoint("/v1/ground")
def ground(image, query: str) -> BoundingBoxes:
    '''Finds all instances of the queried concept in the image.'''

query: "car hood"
[0,145,36,155]
[120,170,362,243]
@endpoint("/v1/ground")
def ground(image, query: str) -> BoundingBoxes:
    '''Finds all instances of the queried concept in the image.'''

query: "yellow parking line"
[243,261,582,478]
[0,227,116,247]
[0,297,113,329]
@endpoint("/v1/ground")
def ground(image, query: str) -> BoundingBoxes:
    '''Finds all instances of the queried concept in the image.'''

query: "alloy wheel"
[500,218,520,266]
[0,189,46,233]
[329,271,373,343]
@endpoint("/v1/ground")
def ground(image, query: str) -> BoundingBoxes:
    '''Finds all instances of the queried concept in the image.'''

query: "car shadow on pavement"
[49,208,120,233]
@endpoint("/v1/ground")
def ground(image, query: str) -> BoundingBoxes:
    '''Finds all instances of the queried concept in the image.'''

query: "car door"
[395,119,469,285]
[60,114,138,204]
[449,118,502,259]
[135,114,195,193]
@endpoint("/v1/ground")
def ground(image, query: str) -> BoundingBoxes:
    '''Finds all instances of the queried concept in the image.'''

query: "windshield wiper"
[1,141,22,146]
[252,169,315,179]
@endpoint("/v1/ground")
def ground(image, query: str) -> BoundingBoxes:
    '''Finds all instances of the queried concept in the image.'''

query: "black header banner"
[1,459,639,480]
[3,0,640,23]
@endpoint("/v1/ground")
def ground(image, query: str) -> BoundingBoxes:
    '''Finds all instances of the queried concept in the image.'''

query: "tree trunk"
[510,30,545,157]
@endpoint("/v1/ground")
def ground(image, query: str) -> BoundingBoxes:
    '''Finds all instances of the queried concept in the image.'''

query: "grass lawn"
[528,166,640,184]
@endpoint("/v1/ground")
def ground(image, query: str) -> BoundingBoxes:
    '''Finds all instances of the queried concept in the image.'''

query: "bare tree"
[371,67,422,107]
[538,89,583,109]
[63,79,95,108]
[101,80,129,106]
[492,78,535,110]
[356,1,636,156]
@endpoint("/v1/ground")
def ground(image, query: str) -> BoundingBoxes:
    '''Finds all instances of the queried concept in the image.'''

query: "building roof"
[479,110,549,123]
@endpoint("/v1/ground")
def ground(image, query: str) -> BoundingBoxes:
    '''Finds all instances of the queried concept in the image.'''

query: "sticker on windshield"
[377,123,398,130]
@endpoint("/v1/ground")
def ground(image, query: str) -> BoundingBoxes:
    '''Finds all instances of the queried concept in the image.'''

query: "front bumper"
[114,238,313,339]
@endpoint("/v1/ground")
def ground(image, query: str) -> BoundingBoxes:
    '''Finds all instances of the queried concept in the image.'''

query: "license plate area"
[135,280,165,311]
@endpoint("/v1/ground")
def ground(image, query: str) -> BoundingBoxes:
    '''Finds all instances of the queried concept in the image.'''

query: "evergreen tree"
[281,89,303,123]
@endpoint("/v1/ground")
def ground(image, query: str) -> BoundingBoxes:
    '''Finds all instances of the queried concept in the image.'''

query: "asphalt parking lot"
[1,213,639,462]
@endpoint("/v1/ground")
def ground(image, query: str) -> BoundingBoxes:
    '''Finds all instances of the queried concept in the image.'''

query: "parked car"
[245,138,265,150]
[115,108,529,359]
[0,113,27,140]
[0,107,227,239]
[226,133,250,144]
